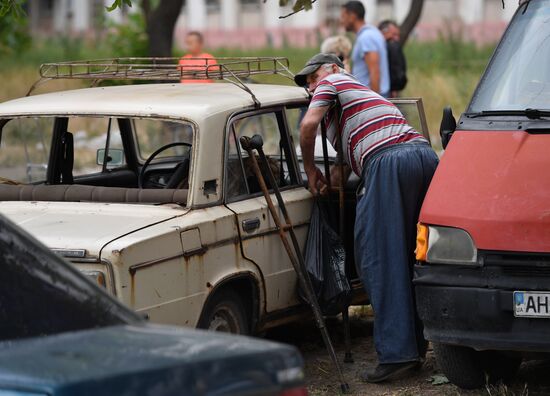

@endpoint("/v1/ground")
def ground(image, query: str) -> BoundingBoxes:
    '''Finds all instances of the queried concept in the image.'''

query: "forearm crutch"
[240,135,350,394]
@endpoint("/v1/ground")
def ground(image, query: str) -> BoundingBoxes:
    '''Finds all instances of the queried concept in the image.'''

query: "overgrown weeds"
[0,38,493,146]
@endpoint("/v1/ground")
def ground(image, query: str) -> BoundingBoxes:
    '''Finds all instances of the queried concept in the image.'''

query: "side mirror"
[440,106,456,150]
[96,148,124,167]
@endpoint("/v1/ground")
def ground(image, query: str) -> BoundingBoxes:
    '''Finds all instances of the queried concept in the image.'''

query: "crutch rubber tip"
[239,135,251,151]
[340,383,351,394]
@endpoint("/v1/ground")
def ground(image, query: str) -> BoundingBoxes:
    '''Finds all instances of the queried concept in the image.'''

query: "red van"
[414,0,550,389]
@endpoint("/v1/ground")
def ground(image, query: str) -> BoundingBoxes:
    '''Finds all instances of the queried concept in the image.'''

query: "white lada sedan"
[0,58,428,334]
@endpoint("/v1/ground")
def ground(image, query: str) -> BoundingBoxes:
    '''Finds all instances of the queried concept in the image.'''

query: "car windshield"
[0,116,193,192]
[468,0,550,113]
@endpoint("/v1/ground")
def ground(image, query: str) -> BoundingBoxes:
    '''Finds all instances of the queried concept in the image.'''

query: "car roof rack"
[27,57,297,107]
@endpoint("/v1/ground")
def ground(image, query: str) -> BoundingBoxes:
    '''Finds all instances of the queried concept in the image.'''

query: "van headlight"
[416,224,478,265]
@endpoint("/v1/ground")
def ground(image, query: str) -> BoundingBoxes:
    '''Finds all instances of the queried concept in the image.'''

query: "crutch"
[240,135,350,394]
[320,120,354,364]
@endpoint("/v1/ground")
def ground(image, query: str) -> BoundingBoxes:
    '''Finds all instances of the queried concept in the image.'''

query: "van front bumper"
[414,264,550,353]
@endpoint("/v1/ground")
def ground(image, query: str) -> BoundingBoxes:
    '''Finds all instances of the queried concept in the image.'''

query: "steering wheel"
[138,142,192,189]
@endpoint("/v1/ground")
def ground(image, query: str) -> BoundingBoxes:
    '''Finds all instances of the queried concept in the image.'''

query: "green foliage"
[0,0,24,18]
[279,0,314,12]
[101,0,314,13]
[105,0,132,12]
[104,12,148,58]
[0,8,30,56]
[404,38,495,76]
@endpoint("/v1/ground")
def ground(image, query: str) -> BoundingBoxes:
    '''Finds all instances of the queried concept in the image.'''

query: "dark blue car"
[0,215,307,396]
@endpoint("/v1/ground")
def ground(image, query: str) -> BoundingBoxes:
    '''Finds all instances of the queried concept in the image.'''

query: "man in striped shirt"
[295,53,439,383]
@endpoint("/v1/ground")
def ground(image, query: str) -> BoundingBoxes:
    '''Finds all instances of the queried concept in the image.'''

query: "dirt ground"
[265,309,550,396]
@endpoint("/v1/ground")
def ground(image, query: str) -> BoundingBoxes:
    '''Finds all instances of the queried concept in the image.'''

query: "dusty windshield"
[468,0,550,113]
[0,116,194,192]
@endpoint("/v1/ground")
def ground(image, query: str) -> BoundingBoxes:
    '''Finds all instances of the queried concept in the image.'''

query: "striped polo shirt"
[310,73,427,176]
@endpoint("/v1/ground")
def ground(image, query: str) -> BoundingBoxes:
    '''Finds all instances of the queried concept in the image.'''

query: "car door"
[390,97,432,143]
[224,108,312,313]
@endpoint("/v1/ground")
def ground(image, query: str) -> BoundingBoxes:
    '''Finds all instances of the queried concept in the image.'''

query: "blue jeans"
[354,141,438,364]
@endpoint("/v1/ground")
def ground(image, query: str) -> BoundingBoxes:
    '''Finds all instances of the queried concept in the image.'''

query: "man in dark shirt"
[379,20,408,98]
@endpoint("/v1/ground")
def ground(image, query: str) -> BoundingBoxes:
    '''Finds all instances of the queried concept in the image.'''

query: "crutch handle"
[239,134,264,151]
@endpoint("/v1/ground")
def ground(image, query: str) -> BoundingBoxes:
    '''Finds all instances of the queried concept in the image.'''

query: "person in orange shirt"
[179,31,217,84]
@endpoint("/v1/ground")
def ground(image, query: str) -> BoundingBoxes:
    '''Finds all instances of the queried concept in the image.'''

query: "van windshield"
[468,0,550,113]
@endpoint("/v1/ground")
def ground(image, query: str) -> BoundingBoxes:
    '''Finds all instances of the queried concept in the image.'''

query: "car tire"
[198,290,250,335]
[433,342,485,389]
[481,351,522,384]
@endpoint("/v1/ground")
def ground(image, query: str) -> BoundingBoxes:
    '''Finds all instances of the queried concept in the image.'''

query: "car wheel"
[199,290,249,335]
[433,342,485,389]
[481,351,522,383]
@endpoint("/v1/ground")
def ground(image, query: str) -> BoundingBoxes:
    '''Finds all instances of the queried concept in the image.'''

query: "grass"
[0,38,495,149]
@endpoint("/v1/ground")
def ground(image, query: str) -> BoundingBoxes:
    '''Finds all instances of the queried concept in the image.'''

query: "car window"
[285,106,305,154]
[0,117,53,183]
[225,111,299,201]
[391,99,431,143]
[133,119,194,162]
[287,100,431,158]
[68,117,124,176]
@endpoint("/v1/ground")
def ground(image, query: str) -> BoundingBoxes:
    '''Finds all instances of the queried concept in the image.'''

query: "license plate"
[514,291,550,318]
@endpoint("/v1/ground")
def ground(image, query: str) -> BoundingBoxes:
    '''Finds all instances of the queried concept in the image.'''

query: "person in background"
[340,1,390,97]
[294,53,438,383]
[179,31,217,84]
[320,35,353,72]
[378,20,408,98]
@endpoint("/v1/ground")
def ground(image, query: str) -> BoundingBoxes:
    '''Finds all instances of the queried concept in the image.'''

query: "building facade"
[26,0,519,49]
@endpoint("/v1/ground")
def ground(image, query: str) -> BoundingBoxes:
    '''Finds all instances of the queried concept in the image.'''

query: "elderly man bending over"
[295,53,438,383]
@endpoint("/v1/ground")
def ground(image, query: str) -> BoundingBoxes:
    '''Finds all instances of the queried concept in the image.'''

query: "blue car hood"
[0,324,303,396]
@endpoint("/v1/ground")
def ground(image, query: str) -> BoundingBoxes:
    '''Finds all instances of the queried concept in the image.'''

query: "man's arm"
[364,51,380,93]
[300,105,329,195]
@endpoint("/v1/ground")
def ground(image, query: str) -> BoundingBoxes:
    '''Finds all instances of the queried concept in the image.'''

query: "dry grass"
[402,69,481,150]
[0,63,481,153]
[0,66,86,103]
[1,41,488,154]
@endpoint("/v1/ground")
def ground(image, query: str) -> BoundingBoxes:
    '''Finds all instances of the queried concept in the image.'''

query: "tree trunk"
[144,0,185,58]
[399,0,424,45]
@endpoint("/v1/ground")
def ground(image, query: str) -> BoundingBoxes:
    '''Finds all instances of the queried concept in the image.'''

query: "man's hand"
[329,164,352,189]
[306,166,328,196]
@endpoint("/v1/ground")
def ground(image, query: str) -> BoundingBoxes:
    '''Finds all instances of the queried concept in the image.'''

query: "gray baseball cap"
[294,53,345,87]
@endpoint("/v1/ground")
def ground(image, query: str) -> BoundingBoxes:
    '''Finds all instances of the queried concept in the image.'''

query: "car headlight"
[416,224,478,265]
[81,270,107,288]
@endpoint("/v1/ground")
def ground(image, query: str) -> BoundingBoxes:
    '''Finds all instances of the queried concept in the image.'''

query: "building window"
[206,0,220,12]
[241,0,260,11]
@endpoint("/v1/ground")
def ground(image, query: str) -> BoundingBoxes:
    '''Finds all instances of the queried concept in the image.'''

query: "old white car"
[0,58,429,334]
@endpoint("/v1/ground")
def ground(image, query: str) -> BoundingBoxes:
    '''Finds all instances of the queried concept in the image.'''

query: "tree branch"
[142,0,150,19]
[278,0,318,19]
[145,0,184,57]
[399,0,424,45]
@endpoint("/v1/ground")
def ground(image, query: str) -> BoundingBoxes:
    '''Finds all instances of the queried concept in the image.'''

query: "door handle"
[242,217,260,233]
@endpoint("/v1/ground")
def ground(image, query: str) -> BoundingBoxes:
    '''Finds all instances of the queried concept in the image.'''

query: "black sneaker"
[361,361,419,383]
